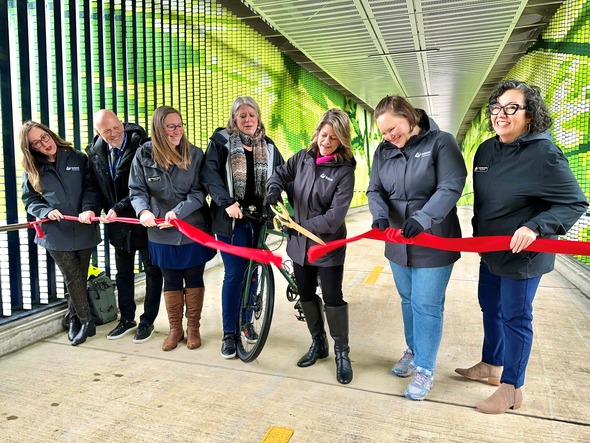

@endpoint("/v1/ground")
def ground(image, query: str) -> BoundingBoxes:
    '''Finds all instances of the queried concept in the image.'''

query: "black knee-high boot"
[325,304,353,384]
[297,297,329,367]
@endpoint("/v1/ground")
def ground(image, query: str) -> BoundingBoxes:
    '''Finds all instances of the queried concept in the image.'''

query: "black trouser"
[160,264,206,291]
[49,248,93,322]
[114,246,163,325]
[293,263,345,307]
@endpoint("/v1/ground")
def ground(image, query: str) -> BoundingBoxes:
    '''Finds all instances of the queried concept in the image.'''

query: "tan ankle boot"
[162,290,185,351]
[185,287,204,349]
[455,361,502,386]
[476,383,522,414]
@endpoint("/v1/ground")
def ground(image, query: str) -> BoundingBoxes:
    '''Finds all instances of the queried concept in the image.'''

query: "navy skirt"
[148,241,216,270]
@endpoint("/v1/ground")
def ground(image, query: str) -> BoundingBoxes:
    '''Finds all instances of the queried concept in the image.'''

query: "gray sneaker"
[391,348,416,377]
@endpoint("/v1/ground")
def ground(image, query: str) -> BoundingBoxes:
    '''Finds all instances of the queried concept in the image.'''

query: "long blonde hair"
[150,106,191,170]
[308,108,354,163]
[19,121,74,193]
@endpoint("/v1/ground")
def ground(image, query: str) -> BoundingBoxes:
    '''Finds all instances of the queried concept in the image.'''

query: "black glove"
[265,186,282,206]
[401,218,424,238]
[281,226,299,237]
[372,218,389,231]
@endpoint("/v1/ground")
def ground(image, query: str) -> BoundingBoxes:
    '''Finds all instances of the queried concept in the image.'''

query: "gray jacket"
[367,111,467,267]
[267,148,356,267]
[128,141,211,246]
[21,147,101,251]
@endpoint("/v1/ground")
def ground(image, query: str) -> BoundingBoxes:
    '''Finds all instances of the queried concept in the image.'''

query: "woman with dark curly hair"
[455,79,587,413]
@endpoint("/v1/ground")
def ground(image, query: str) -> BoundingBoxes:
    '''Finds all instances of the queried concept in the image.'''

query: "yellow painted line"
[364,266,384,285]
[261,426,294,443]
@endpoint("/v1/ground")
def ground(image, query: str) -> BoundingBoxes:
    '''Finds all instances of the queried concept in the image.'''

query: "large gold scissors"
[271,201,326,245]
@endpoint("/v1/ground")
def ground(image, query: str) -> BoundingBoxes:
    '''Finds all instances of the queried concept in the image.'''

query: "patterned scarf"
[229,131,268,200]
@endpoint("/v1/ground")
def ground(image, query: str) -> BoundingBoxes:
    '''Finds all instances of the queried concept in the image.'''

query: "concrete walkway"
[1,207,589,442]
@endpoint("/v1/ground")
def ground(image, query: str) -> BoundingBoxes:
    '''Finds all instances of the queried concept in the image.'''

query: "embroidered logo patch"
[319,173,333,182]
[414,151,432,158]
[65,166,80,171]
[147,176,161,182]
[474,166,489,172]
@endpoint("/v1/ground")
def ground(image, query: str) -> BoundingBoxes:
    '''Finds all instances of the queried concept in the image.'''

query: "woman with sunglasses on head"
[455,79,587,414]
[129,106,215,352]
[367,95,467,400]
[20,121,101,346]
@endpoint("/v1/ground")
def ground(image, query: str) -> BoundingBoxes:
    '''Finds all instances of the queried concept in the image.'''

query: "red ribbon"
[33,215,284,268]
[307,228,590,262]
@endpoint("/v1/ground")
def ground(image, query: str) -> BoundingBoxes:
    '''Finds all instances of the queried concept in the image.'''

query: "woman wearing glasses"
[366,95,467,400]
[20,121,101,346]
[201,96,287,359]
[455,79,587,413]
[129,106,215,352]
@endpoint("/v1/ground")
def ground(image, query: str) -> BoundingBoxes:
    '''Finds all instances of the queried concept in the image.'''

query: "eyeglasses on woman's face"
[165,123,184,132]
[29,132,52,149]
[489,103,527,115]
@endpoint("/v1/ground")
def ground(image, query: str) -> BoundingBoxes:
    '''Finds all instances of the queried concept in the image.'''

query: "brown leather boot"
[162,290,185,351]
[455,361,502,386]
[185,287,204,349]
[476,383,523,414]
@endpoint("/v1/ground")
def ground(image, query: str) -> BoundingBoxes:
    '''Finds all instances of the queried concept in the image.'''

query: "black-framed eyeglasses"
[166,124,184,131]
[489,103,528,115]
[30,133,52,149]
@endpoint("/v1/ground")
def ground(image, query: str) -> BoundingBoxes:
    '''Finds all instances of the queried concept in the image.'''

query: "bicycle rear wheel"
[237,262,275,362]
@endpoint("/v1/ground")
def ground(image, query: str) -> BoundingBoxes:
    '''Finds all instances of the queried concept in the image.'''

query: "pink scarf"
[316,154,335,165]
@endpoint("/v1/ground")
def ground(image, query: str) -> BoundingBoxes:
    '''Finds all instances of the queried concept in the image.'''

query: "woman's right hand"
[47,209,63,221]
[139,210,157,227]
[225,202,243,219]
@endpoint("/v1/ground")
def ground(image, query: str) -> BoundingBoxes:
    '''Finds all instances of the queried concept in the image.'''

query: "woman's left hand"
[78,210,95,224]
[510,226,538,253]
[158,210,177,229]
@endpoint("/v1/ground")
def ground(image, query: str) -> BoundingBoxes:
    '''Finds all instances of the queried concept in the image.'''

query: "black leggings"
[161,264,206,291]
[293,262,345,307]
[49,248,93,322]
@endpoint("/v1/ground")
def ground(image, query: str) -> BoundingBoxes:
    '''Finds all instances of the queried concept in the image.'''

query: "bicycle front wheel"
[237,262,275,362]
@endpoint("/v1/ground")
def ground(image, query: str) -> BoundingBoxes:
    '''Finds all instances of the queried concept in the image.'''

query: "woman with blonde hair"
[266,108,356,384]
[20,121,101,346]
[129,106,215,351]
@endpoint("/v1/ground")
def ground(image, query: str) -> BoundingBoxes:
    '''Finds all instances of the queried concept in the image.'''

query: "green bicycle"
[236,205,308,363]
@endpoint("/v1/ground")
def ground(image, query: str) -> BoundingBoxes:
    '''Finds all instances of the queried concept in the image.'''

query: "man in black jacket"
[87,109,163,343]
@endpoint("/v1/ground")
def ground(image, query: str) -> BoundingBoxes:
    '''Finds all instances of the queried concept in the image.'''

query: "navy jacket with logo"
[367,111,467,268]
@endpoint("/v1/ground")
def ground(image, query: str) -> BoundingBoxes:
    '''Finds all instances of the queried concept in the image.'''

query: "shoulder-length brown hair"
[308,108,354,163]
[19,120,74,193]
[150,106,191,170]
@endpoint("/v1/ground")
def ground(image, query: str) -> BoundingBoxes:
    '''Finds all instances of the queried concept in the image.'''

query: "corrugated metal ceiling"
[225,0,564,144]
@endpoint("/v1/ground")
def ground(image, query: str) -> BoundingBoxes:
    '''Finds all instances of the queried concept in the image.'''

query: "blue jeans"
[478,262,540,388]
[390,262,454,373]
[218,221,259,334]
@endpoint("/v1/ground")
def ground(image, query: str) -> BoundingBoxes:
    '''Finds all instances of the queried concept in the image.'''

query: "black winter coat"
[267,148,356,267]
[86,123,149,252]
[22,148,101,251]
[202,128,286,237]
[473,131,588,279]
